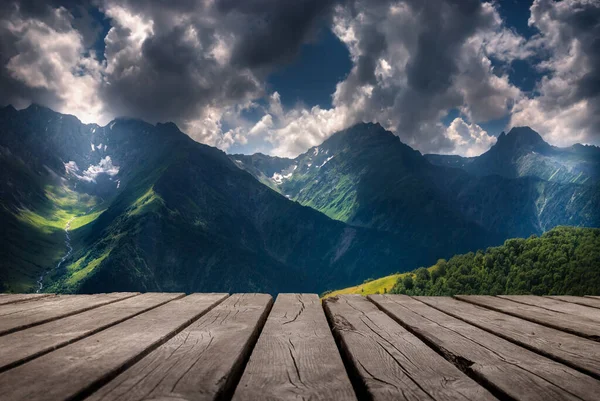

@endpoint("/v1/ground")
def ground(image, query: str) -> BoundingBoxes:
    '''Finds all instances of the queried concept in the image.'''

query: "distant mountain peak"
[493,126,550,154]
[23,103,54,114]
[156,121,179,130]
[25,103,42,110]
[503,126,545,144]
[328,121,397,145]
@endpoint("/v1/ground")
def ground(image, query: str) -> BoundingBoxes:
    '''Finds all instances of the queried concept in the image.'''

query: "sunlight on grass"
[70,209,105,230]
[322,274,407,298]
[16,184,104,233]
[322,265,437,299]
[128,187,164,216]
[66,249,112,286]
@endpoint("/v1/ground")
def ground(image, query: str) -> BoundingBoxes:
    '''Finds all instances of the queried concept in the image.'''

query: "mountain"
[325,226,600,297]
[425,126,600,185]
[234,123,498,266]
[232,122,599,245]
[2,107,598,295]
[0,105,417,294]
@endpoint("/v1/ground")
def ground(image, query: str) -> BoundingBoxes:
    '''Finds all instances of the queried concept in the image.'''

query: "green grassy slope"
[0,184,104,292]
[322,274,405,298]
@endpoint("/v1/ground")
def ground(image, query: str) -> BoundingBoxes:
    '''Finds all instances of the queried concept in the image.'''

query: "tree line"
[391,226,600,296]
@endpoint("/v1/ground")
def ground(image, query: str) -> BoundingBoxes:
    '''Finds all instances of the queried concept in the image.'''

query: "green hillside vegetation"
[16,185,102,231]
[3,106,599,295]
[0,183,104,292]
[234,123,600,277]
[321,274,405,298]
[390,226,600,296]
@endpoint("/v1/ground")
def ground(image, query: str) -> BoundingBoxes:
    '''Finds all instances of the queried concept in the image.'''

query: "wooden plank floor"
[0,293,598,401]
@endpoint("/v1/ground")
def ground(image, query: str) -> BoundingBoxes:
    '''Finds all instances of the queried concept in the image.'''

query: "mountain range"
[233,123,599,238]
[1,105,598,294]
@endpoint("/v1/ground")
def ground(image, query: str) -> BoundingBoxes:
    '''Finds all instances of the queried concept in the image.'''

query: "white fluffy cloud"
[1,4,104,123]
[445,118,497,157]
[1,0,598,157]
[0,0,333,148]
[268,104,353,158]
[260,0,525,156]
[510,0,600,147]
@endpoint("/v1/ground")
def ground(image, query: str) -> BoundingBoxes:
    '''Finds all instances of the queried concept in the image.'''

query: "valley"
[0,105,598,294]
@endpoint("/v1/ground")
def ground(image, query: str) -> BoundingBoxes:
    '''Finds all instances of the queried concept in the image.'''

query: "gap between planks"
[323,295,496,401]
[232,293,357,401]
[368,294,600,401]
[0,293,229,401]
[497,295,600,322]
[0,293,186,373]
[414,296,600,380]
[0,293,140,336]
[546,296,600,310]
[455,295,600,341]
[0,293,54,306]
[86,293,273,401]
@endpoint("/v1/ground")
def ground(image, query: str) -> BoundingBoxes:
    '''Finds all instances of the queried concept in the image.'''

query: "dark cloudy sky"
[0,0,598,157]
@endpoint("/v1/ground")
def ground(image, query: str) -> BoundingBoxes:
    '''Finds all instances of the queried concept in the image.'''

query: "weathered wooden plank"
[87,293,272,401]
[456,295,600,340]
[0,292,183,372]
[0,294,54,306]
[0,293,228,401]
[0,293,139,335]
[417,296,600,379]
[548,296,600,310]
[586,296,600,299]
[323,295,496,401]
[498,295,600,322]
[370,294,600,401]
[233,294,356,401]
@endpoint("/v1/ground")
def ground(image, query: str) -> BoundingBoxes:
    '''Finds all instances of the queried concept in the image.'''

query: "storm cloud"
[510,0,600,147]
[267,0,524,156]
[0,0,598,156]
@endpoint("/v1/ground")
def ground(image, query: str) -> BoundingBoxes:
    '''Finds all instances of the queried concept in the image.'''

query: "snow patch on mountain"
[319,156,334,168]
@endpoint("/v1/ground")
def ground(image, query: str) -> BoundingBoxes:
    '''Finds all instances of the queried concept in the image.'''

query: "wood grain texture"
[232,294,357,401]
[417,296,600,378]
[0,293,228,401]
[548,296,600,309]
[456,295,600,340]
[87,293,273,401]
[0,292,183,372]
[323,295,496,401]
[498,295,600,322]
[0,294,53,306]
[369,294,600,401]
[0,293,139,335]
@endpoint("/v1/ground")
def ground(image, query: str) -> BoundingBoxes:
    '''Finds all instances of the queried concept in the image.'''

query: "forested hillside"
[391,226,600,296]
